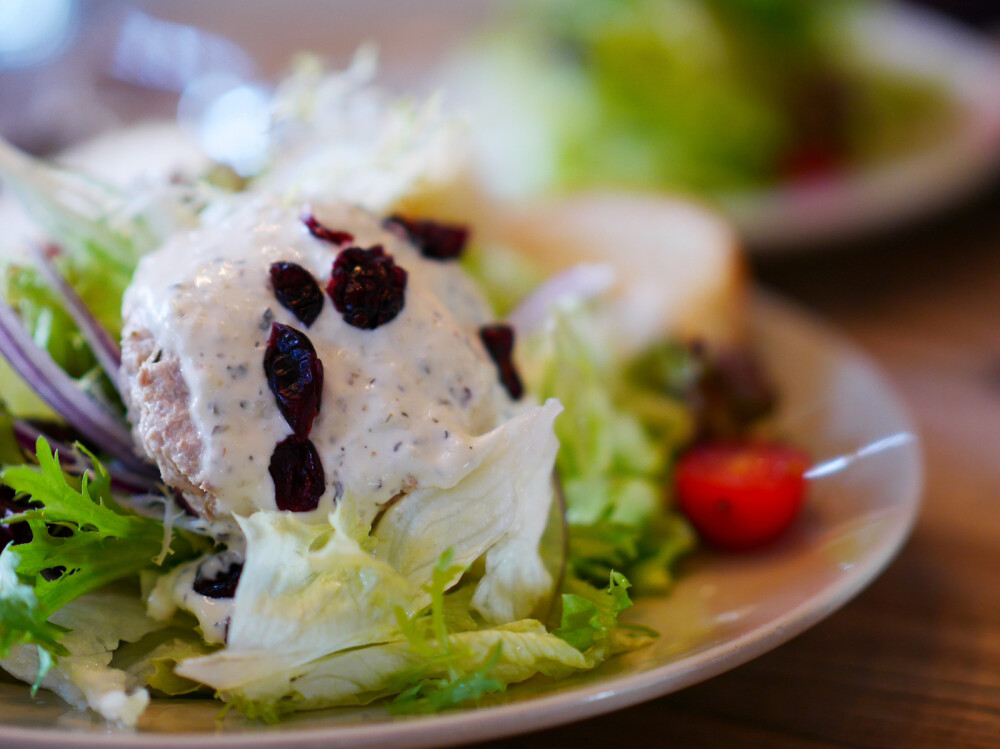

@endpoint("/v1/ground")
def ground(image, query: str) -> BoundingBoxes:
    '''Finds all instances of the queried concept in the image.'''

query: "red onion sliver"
[11,420,158,493]
[0,297,147,472]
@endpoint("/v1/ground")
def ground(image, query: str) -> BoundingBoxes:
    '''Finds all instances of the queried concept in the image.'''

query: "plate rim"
[0,292,924,749]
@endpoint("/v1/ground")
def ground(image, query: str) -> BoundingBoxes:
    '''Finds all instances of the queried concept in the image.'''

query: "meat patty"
[121,324,215,517]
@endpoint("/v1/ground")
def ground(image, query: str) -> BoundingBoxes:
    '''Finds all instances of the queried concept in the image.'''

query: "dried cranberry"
[328,246,407,330]
[303,213,354,245]
[193,561,243,599]
[269,262,324,327]
[479,324,524,400]
[264,323,324,440]
[268,437,326,512]
[384,215,469,261]
[692,346,777,439]
[0,487,31,550]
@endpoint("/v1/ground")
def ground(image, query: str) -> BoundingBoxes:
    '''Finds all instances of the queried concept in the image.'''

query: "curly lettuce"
[0,438,208,661]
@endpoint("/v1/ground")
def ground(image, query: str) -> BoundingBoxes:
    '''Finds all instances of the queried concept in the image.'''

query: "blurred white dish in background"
[0,122,205,262]
[441,0,1000,252]
[5,1,996,254]
[723,1,1000,251]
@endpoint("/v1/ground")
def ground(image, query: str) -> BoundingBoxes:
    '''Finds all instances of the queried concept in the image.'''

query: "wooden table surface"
[478,187,1000,749]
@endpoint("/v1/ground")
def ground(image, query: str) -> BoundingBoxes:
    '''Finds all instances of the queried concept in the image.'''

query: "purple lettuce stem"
[0,295,149,473]
[11,419,159,494]
[32,244,122,388]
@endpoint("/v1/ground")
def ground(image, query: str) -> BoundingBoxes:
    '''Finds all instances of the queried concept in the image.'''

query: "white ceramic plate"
[0,293,923,749]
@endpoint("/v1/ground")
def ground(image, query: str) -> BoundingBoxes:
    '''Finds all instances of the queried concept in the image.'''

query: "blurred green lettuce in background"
[454,0,953,196]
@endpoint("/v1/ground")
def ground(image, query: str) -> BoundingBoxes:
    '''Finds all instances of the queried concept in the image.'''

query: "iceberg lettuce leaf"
[178,548,587,720]
[386,550,587,714]
[121,634,216,696]
[173,511,424,693]
[374,400,562,624]
[224,618,588,721]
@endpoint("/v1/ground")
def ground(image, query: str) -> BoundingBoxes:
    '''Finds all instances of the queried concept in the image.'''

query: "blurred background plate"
[1,1,998,253]
[721,1,1000,251]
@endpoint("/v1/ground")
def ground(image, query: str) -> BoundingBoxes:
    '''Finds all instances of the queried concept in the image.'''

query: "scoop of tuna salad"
[122,198,522,524]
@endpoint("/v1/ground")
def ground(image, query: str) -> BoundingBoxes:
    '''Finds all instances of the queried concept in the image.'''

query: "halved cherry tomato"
[676,442,811,551]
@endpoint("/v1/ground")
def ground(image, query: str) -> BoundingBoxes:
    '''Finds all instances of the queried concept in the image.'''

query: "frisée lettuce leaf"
[0,549,67,662]
[554,572,654,661]
[0,438,208,663]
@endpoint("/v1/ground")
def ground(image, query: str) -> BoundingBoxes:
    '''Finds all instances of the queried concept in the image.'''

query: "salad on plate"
[0,56,803,726]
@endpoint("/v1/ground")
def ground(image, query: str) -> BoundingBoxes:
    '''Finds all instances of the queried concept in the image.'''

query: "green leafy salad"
[0,55,772,726]
[448,0,954,196]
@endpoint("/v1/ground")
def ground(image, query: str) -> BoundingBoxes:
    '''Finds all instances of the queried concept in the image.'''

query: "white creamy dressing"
[147,551,242,644]
[123,197,518,526]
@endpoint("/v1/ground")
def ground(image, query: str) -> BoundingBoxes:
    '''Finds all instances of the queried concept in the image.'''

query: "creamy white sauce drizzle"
[123,197,517,526]
[147,550,242,644]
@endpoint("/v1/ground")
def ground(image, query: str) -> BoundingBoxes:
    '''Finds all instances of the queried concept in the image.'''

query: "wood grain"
[476,186,1000,749]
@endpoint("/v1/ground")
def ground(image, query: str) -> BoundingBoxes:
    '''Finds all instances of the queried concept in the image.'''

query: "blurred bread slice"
[492,193,746,352]
[403,188,747,354]
[56,120,206,185]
